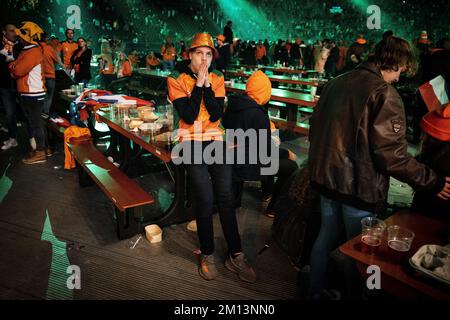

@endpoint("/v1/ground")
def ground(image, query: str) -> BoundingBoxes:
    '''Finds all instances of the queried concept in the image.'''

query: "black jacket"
[224,25,233,45]
[216,44,231,72]
[0,43,21,90]
[70,48,92,81]
[422,49,450,83]
[222,94,288,180]
[412,143,450,223]
[309,62,444,214]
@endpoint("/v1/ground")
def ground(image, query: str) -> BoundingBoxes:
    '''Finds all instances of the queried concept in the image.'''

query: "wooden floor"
[0,127,301,300]
[0,123,417,300]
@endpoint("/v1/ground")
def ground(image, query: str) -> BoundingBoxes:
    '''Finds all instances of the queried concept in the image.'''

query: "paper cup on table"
[145,224,162,243]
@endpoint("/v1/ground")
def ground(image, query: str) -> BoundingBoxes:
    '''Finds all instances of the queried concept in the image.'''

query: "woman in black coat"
[70,37,92,84]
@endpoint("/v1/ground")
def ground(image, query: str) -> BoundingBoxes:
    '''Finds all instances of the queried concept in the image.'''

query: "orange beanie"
[245,70,272,105]
[421,103,450,141]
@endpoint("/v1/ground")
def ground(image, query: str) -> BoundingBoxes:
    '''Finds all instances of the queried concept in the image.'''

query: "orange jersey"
[42,43,58,79]
[167,69,225,141]
[255,45,267,60]
[117,60,132,78]
[161,44,176,61]
[9,45,46,96]
[100,62,115,75]
[60,41,78,69]
[128,54,139,67]
[146,55,160,67]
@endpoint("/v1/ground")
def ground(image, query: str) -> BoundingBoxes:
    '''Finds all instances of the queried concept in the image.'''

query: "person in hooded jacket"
[222,70,298,216]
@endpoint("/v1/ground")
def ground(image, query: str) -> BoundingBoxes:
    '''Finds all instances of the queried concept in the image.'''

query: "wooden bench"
[270,117,310,136]
[268,100,287,109]
[68,137,155,239]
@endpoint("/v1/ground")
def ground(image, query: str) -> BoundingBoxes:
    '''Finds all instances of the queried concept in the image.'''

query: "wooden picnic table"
[224,69,325,87]
[340,209,450,300]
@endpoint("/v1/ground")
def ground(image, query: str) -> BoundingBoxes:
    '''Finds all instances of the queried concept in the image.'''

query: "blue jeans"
[0,88,18,139]
[44,78,55,114]
[309,195,374,296]
[186,160,242,256]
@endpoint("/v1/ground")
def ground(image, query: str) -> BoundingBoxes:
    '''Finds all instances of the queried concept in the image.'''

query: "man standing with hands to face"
[167,33,257,283]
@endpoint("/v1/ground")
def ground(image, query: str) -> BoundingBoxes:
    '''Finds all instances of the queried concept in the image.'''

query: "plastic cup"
[360,217,386,254]
[387,225,414,263]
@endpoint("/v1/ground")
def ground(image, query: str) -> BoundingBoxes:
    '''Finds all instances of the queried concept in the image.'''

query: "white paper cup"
[145,224,162,243]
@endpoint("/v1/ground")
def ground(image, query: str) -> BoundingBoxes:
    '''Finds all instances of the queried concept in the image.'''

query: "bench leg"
[76,161,94,187]
[115,207,142,240]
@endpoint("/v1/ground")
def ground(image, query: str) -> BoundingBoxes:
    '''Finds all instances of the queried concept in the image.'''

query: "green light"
[158,188,174,212]
[0,163,12,204]
[217,0,279,40]
[41,210,73,300]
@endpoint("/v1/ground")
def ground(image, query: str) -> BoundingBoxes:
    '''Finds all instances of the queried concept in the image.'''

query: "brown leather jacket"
[309,62,445,213]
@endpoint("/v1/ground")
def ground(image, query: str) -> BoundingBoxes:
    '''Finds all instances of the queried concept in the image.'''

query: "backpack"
[271,165,321,268]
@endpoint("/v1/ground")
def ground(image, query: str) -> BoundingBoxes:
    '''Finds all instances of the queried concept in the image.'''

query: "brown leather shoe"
[45,147,54,157]
[22,150,47,164]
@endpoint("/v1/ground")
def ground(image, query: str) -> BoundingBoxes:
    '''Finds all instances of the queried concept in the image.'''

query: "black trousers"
[20,95,45,150]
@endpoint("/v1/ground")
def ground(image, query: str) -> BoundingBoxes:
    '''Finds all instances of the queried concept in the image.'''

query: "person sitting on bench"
[222,70,298,217]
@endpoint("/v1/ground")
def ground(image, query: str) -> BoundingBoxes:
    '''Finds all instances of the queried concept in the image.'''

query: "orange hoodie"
[246,70,271,105]
[42,42,58,79]
[64,126,91,169]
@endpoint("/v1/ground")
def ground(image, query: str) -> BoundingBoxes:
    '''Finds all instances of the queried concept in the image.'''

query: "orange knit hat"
[421,103,450,141]
[246,70,272,105]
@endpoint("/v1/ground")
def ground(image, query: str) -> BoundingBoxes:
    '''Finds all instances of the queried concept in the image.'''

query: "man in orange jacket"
[41,35,62,114]
[167,33,257,283]
[9,21,48,164]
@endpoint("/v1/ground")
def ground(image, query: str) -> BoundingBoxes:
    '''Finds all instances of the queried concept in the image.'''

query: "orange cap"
[246,70,272,105]
[421,103,450,141]
[189,33,215,51]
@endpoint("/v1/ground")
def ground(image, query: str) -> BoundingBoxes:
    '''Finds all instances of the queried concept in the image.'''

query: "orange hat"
[189,32,215,51]
[421,103,450,141]
[246,70,272,105]
[356,36,366,45]
[216,34,225,42]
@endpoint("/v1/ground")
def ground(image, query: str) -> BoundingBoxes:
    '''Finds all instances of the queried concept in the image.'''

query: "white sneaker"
[29,137,36,150]
[1,138,18,150]
[0,126,8,133]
